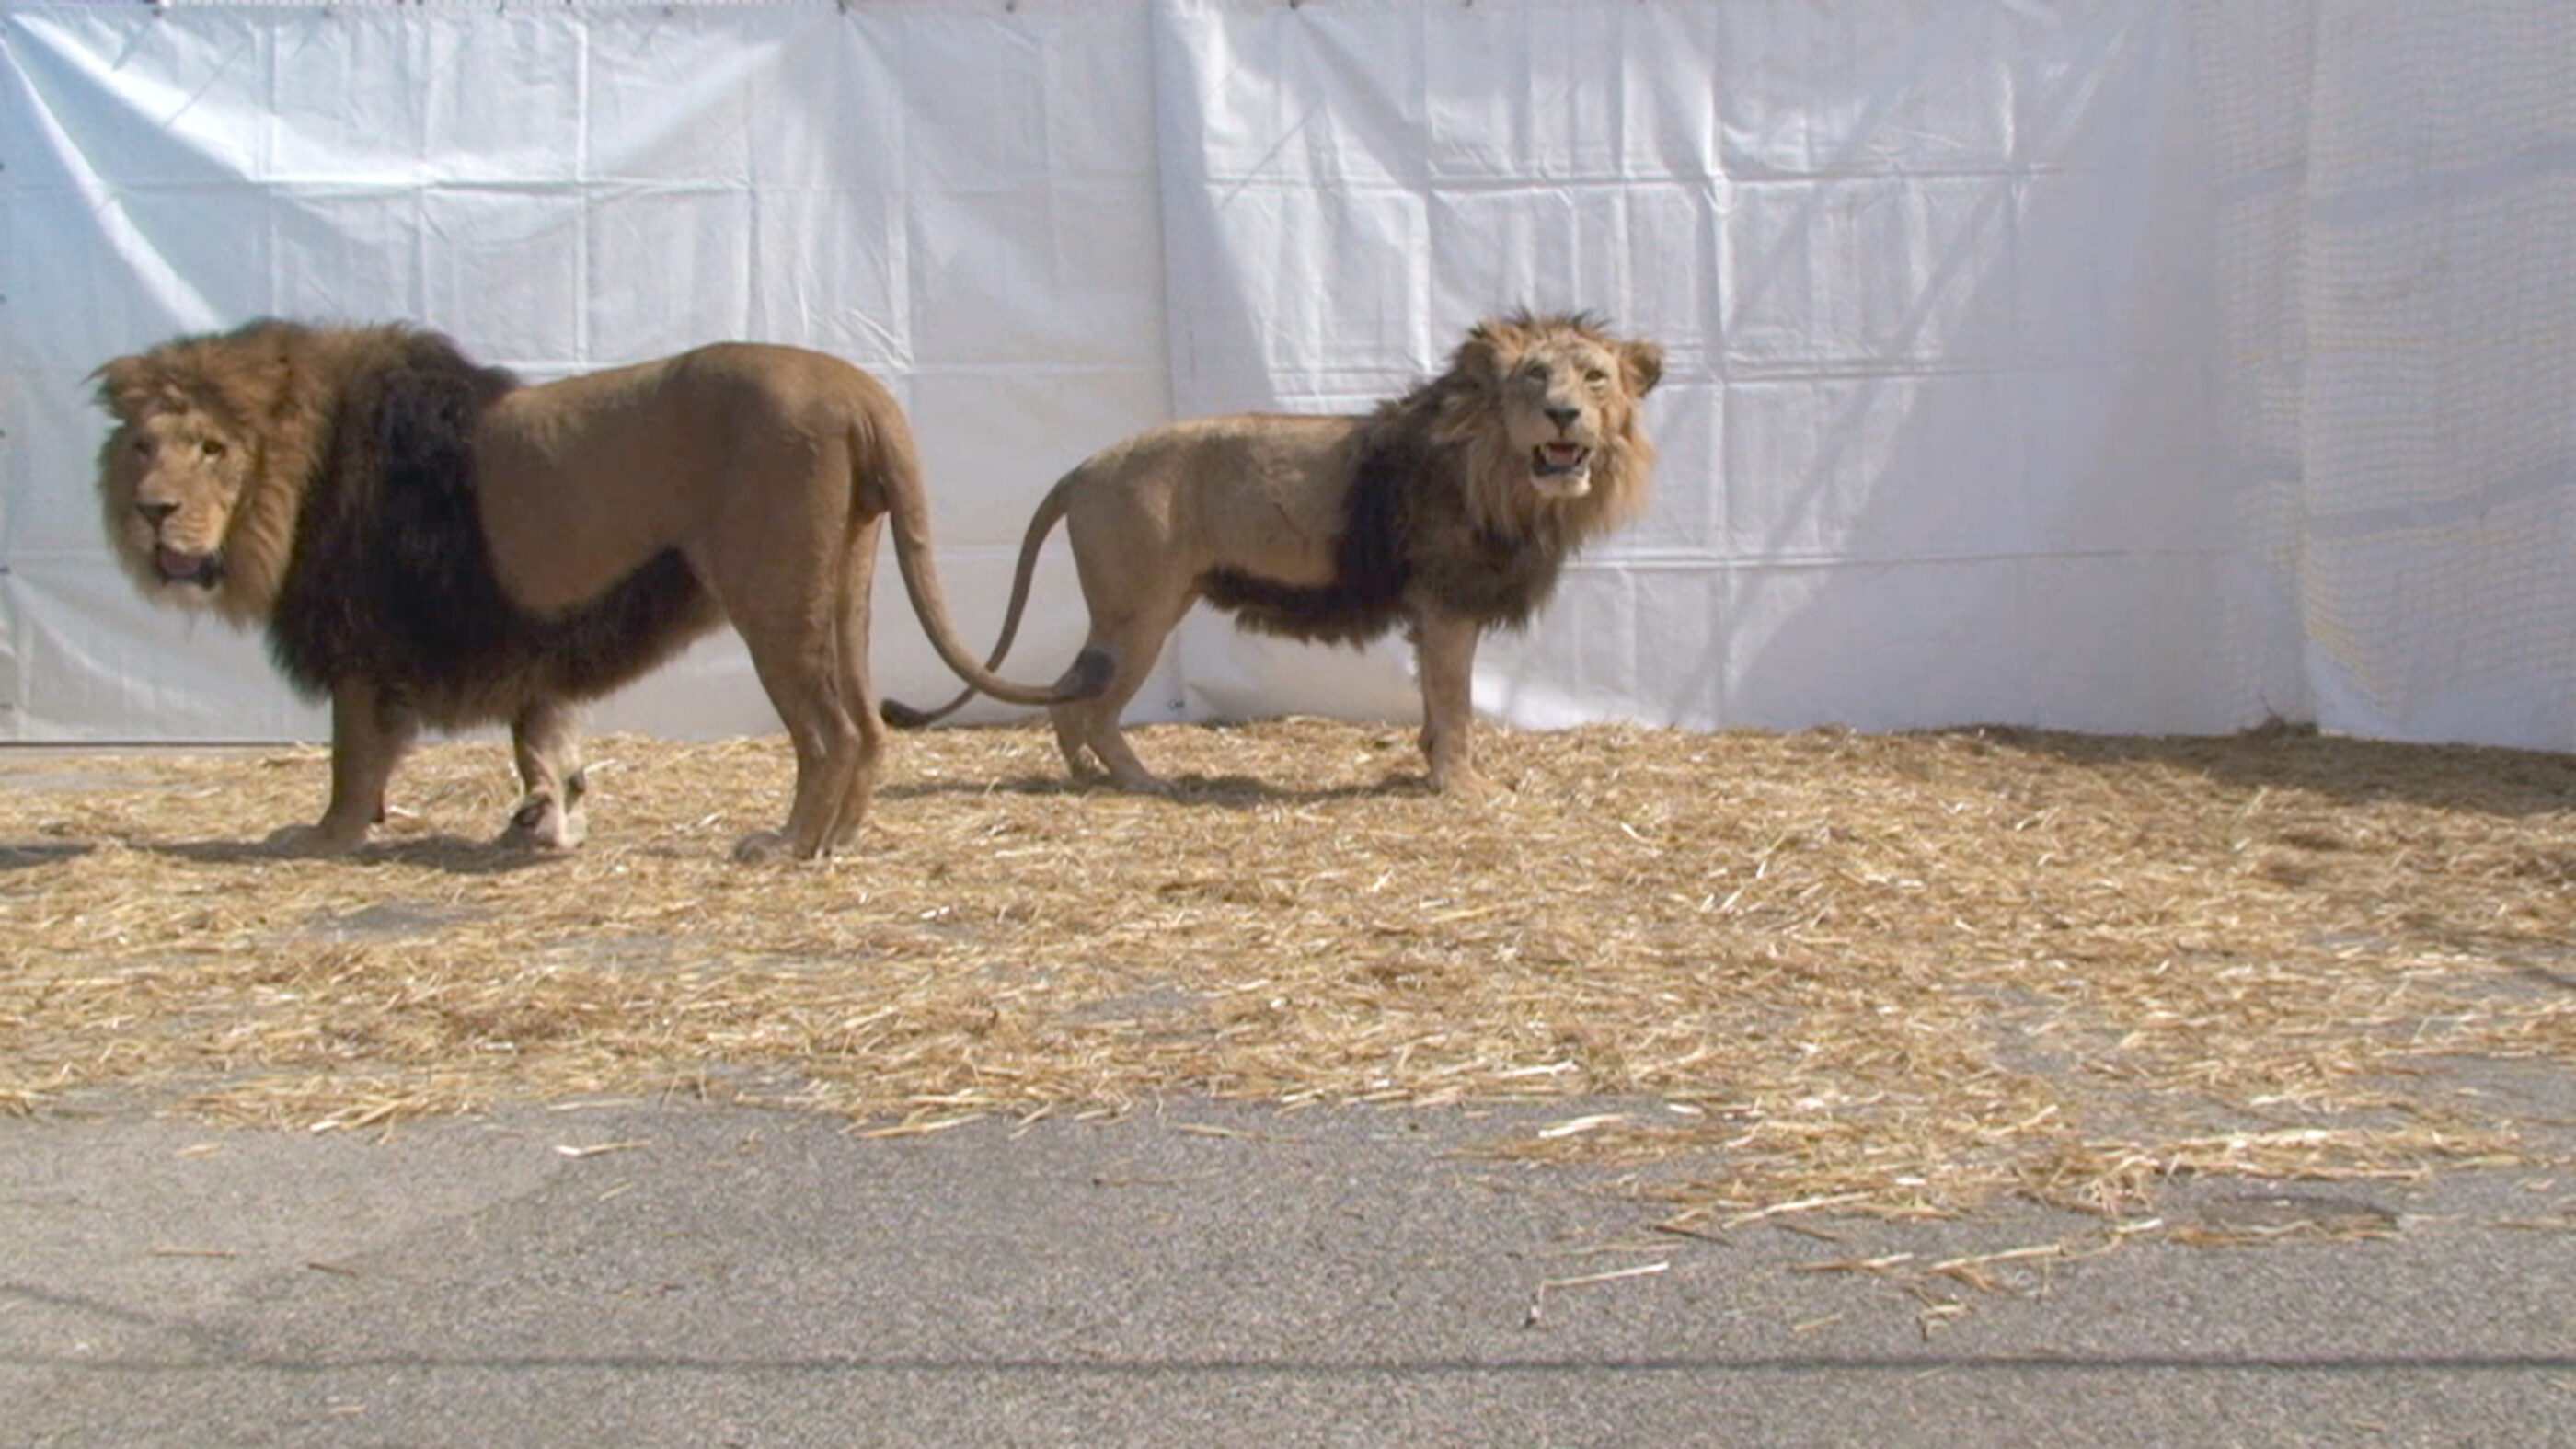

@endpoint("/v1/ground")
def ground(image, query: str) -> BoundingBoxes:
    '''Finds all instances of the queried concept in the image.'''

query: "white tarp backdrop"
[2,1,2569,752]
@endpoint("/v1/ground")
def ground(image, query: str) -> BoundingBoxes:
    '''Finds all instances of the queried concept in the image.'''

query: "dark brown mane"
[259,324,719,726]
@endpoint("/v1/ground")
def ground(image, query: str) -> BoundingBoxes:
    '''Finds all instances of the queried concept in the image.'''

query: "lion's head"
[92,322,335,624]
[1431,312,1663,537]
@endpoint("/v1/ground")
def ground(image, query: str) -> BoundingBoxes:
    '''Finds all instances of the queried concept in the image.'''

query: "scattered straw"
[1523,1260,1671,1328]
[4,718,2572,1225]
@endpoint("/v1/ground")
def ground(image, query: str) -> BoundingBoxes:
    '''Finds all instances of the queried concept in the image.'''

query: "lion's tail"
[870,427,1104,718]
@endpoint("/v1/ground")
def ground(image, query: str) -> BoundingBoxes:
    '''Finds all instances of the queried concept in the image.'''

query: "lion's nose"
[1544,405,1581,431]
[136,500,178,528]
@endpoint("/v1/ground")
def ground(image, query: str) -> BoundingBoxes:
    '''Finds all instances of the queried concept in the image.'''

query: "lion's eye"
[199,439,227,460]
[1585,368,1611,388]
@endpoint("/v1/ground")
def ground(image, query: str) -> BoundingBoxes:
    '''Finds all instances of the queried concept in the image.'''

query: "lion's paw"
[1430,766,1505,800]
[731,829,794,865]
[263,822,368,857]
[500,793,587,851]
[1098,768,1177,797]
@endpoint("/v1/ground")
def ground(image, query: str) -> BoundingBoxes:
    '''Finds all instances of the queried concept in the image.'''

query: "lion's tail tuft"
[1054,645,1113,703]
[880,694,963,729]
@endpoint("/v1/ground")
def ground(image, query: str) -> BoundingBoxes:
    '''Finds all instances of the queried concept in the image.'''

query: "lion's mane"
[105,320,715,729]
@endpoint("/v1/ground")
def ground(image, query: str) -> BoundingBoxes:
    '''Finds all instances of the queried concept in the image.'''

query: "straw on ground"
[4,718,2570,1225]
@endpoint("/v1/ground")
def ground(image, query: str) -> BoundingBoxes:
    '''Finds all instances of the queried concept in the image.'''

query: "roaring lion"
[884,312,1662,794]
[92,319,1106,861]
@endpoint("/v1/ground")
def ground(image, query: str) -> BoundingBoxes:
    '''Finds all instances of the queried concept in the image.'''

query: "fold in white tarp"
[3,2,2570,752]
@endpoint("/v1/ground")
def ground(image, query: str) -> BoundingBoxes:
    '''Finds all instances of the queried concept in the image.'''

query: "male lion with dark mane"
[92,319,1105,861]
[883,312,1662,795]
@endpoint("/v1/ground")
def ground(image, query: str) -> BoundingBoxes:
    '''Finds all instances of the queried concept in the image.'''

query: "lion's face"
[96,396,253,599]
[1457,317,1663,505]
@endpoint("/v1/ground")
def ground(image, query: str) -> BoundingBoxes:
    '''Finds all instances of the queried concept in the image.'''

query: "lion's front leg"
[500,697,589,851]
[1412,611,1498,797]
[270,681,418,854]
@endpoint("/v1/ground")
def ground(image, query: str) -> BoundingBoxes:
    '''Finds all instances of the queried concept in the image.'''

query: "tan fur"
[94,323,1102,861]
[887,314,1662,794]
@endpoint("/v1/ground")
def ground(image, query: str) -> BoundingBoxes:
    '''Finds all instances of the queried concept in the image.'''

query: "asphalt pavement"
[6,1082,2572,1448]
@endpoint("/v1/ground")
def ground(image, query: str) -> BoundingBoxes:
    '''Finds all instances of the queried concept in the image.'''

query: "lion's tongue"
[156,546,218,587]
[1538,443,1587,472]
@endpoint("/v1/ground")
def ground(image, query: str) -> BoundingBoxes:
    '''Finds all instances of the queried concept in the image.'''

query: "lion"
[883,312,1662,794]
[91,319,1107,861]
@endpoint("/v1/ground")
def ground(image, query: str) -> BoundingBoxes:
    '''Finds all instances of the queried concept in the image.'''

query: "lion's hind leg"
[821,535,889,854]
[500,696,589,850]
[1060,697,1168,794]
[1052,600,1190,794]
[724,522,887,864]
[732,647,879,863]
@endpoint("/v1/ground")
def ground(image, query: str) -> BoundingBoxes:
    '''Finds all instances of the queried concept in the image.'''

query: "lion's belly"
[1203,521,1339,588]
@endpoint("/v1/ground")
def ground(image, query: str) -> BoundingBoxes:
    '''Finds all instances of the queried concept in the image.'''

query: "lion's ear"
[1621,340,1665,398]
[90,355,154,418]
[1451,324,1508,386]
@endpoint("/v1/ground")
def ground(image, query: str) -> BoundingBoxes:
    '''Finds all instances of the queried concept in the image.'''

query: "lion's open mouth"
[1533,442,1592,477]
[1531,442,1593,495]
[155,546,222,589]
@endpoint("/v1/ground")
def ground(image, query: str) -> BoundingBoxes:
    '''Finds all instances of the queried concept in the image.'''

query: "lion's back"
[475,343,894,613]
[1066,412,1361,581]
